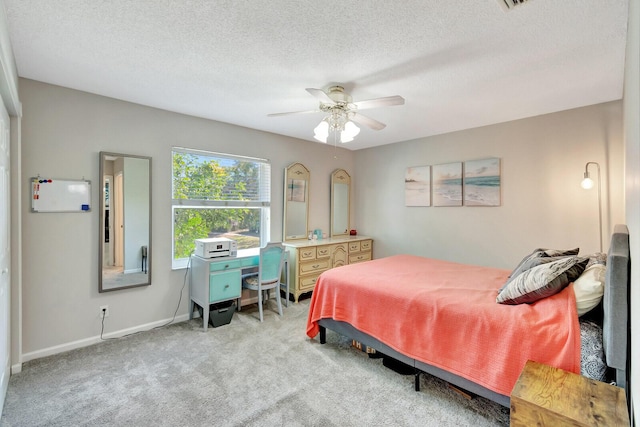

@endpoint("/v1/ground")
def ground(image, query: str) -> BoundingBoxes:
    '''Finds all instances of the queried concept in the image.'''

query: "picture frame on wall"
[405,165,431,206]
[432,162,463,207]
[287,179,306,202]
[464,158,501,206]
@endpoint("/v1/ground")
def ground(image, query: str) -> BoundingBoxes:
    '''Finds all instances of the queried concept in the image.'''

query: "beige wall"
[354,101,624,269]
[19,78,354,358]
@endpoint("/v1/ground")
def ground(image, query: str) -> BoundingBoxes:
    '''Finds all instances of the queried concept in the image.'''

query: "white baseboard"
[20,313,191,364]
[10,363,21,374]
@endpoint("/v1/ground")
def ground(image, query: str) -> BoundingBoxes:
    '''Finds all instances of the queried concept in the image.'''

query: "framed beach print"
[464,158,501,206]
[432,162,462,206]
[405,166,431,206]
[287,179,306,202]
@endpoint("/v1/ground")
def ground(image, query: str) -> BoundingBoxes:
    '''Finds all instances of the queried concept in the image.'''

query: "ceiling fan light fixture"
[269,85,404,145]
[343,120,360,137]
[340,133,354,143]
[340,120,360,143]
[313,134,328,143]
[313,119,329,143]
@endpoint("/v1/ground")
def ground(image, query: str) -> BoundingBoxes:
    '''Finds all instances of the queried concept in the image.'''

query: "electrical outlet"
[99,305,109,318]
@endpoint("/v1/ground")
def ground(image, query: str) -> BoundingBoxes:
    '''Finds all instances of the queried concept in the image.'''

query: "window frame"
[171,147,271,269]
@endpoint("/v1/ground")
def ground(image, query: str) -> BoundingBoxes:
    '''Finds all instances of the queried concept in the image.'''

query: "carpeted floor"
[1,299,509,426]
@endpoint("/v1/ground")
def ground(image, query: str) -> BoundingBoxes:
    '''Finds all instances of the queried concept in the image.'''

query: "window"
[172,147,271,268]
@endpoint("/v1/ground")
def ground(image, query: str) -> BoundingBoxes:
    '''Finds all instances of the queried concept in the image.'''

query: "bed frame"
[317,224,630,407]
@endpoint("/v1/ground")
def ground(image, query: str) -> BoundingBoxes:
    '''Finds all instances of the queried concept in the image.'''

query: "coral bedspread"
[306,255,581,397]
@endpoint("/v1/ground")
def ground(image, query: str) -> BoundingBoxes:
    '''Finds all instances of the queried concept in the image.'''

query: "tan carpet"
[1,299,509,426]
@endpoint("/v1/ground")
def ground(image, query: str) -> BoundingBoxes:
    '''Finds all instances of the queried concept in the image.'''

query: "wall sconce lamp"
[580,161,602,252]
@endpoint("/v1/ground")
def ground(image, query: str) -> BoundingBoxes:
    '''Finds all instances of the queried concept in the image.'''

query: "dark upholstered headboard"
[603,224,630,394]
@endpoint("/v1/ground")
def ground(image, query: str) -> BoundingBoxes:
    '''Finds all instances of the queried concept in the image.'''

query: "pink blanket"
[306,255,581,397]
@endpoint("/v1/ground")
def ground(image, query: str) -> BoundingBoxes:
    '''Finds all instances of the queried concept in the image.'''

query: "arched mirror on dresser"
[99,152,152,292]
[283,162,310,241]
[330,169,350,237]
[283,165,371,303]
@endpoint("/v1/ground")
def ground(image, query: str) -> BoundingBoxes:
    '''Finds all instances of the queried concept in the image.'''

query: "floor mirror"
[99,152,152,292]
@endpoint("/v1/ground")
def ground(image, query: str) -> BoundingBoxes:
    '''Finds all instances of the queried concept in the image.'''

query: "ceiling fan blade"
[351,112,386,131]
[353,95,405,110]
[306,88,336,105]
[267,109,319,117]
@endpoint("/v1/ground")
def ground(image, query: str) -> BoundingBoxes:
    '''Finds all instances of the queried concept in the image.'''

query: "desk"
[189,250,289,330]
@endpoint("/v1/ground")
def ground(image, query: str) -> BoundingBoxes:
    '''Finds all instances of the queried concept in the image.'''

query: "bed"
[306,224,630,407]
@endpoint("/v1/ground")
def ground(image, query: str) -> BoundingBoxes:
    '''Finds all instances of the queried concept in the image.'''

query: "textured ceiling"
[3,0,629,150]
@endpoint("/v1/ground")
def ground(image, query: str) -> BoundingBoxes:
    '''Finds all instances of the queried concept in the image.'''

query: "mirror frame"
[99,152,152,292]
[283,162,310,241]
[330,169,351,237]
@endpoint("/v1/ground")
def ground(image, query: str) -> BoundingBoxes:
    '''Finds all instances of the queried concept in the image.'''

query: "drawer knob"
[224,284,229,289]
[313,264,319,268]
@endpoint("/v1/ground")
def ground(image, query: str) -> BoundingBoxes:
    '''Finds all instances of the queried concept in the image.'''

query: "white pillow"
[573,264,606,316]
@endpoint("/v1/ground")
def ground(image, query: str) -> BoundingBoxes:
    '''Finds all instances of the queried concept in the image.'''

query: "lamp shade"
[340,121,360,143]
[340,133,354,143]
[581,177,594,189]
[343,121,360,138]
[313,120,329,143]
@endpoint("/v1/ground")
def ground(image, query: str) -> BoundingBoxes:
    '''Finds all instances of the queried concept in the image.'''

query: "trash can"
[209,300,235,327]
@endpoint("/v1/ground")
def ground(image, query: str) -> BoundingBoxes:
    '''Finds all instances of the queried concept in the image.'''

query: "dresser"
[283,236,372,303]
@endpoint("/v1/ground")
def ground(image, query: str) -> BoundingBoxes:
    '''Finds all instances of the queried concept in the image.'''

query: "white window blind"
[172,147,270,206]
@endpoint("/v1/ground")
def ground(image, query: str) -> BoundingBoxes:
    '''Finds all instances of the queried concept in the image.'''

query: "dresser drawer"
[360,240,372,251]
[316,245,331,259]
[332,243,348,252]
[300,274,321,290]
[300,259,330,275]
[348,242,361,252]
[349,253,371,264]
[299,247,317,261]
[240,255,260,267]
[209,270,242,302]
[208,258,244,272]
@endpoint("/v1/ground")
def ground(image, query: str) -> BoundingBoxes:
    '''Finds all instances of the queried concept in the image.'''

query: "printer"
[194,237,238,258]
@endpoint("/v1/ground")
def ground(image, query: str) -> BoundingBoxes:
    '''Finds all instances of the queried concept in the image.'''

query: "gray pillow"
[502,255,575,291]
[508,247,580,278]
[497,256,588,305]
[585,252,607,269]
[500,247,580,293]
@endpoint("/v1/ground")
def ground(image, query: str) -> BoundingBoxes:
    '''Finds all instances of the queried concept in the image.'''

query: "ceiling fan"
[268,86,405,143]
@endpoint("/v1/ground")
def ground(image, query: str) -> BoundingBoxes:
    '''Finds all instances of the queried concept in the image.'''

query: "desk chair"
[242,242,285,322]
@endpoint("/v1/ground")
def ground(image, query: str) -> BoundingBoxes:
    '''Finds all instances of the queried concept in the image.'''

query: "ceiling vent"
[498,0,529,11]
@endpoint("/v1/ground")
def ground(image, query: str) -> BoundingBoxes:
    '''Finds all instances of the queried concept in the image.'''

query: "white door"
[114,173,123,268]
[0,101,10,413]
[103,175,113,266]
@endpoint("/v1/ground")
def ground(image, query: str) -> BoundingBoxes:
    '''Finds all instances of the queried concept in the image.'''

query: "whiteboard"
[31,177,91,213]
